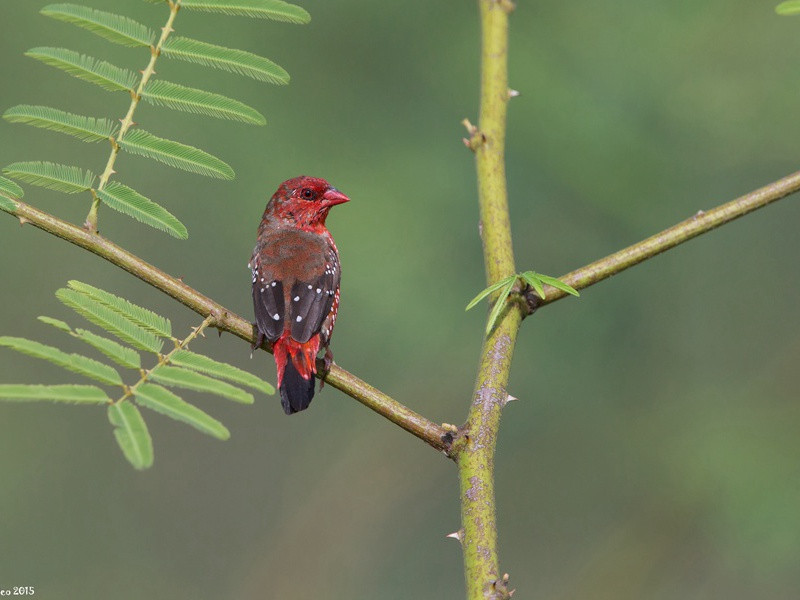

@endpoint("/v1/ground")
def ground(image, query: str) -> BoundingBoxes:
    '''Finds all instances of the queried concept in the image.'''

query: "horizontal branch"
[534,170,800,307]
[2,199,451,453]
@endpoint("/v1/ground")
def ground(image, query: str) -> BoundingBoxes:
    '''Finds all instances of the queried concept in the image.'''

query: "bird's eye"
[301,188,314,200]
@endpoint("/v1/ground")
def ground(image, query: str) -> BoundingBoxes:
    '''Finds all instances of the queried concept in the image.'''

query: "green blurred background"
[1,1,799,598]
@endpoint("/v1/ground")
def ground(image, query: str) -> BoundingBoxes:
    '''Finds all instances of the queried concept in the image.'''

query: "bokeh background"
[1,1,799,598]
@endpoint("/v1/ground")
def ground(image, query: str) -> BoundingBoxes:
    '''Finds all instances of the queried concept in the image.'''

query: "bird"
[250,176,349,414]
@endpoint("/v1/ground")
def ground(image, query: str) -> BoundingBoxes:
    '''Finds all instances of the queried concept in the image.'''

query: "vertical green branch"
[457,1,519,598]
[86,0,180,231]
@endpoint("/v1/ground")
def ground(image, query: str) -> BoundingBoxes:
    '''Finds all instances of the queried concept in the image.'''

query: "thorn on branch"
[507,89,520,99]
[502,394,517,406]
[17,217,29,226]
[446,528,464,543]
[461,118,486,152]
[494,0,517,13]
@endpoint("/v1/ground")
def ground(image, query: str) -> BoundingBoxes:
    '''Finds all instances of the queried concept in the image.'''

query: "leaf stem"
[117,314,213,404]
[86,0,181,232]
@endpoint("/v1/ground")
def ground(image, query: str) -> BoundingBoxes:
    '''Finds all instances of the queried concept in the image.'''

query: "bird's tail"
[274,335,318,415]
[279,359,315,414]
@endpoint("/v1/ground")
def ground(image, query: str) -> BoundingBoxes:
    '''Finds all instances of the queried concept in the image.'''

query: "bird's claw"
[319,347,334,390]
[250,325,265,358]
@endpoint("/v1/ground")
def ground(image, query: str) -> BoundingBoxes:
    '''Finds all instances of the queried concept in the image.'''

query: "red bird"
[250,176,349,414]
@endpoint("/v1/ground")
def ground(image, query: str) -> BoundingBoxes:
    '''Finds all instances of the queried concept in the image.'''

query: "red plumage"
[250,176,348,414]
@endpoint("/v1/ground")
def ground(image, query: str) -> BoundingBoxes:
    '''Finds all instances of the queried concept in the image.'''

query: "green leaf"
[179,0,310,23]
[169,349,274,394]
[3,104,117,143]
[0,197,16,212]
[0,336,124,386]
[521,271,545,300]
[0,175,24,199]
[96,181,188,239]
[56,288,164,354]
[108,401,153,470]
[465,275,516,311]
[534,273,580,297]
[3,161,95,194]
[161,36,289,84]
[134,383,230,440]
[776,1,800,15]
[150,365,254,404]
[118,129,235,180]
[37,315,73,332]
[66,281,173,339]
[485,278,516,335]
[141,79,266,125]
[41,4,155,47]
[25,47,137,92]
[0,384,109,404]
[74,329,142,370]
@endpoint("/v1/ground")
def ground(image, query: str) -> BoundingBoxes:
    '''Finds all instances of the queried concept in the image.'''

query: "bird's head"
[264,176,349,231]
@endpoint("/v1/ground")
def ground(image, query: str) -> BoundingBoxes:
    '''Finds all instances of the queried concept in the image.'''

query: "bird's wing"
[252,265,285,342]
[288,244,340,343]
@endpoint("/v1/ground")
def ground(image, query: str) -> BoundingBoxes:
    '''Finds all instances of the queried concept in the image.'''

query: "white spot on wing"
[273,313,280,320]
[296,315,303,322]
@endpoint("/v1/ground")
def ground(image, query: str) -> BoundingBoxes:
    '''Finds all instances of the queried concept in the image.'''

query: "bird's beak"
[322,188,350,207]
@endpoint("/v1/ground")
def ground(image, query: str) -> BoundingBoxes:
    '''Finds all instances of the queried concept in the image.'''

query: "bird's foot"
[319,347,334,390]
[250,326,265,358]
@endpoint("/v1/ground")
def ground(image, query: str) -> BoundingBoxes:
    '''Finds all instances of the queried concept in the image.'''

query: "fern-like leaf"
[37,316,143,369]
[74,329,142,370]
[96,181,188,239]
[141,80,266,125]
[118,129,234,180]
[777,1,800,15]
[134,383,230,440]
[179,0,311,24]
[37,316,73,333]
[0,176,24,199]
[3,104,117,142]
[3,161,95,194]
[150,365,254,404]
[530,273,580,297]
[161,36,289,84]
[41,4,155,47]
[56,288,164,354]
[486,278,517,335]
[0,384,110,404]
[25,47,137,92]
[108,401,153,469]
[66,281,172,339]
[0,196,16,212]
[0,336,124,387]
[169,349,274,394]
[465,275,517,312]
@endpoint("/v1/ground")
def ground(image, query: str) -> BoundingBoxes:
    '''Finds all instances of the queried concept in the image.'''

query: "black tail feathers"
[280,360,315,415]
